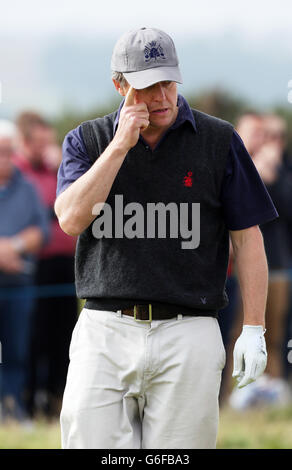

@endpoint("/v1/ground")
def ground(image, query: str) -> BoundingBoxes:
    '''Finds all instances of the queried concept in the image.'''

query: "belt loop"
[116,309,122,317]
[177,314,183,321]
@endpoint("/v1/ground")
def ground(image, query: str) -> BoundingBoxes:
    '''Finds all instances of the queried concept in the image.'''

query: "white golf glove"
[232,325,267,388]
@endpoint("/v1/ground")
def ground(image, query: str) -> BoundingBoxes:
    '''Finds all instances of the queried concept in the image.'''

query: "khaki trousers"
[60,308,226,449]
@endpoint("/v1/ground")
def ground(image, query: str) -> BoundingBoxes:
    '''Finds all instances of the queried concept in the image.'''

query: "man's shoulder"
[80,110,118,131]
[79,110,119,162]
[190,108,234,132]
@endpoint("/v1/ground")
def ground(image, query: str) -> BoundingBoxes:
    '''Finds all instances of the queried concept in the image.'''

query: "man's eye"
[145,81,172,92]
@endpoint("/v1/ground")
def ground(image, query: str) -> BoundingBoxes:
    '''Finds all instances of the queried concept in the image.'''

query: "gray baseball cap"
[111,27,183,89]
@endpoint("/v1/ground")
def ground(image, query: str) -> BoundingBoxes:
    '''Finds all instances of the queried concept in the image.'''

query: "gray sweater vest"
[76,108,234,315]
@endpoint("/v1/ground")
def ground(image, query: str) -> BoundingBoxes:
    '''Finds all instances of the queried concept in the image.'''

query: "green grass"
[217,405,292,449]
[0,419,61,449]
[0,405,292,449]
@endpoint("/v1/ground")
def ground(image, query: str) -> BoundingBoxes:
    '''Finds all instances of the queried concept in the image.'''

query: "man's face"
[0,137,14,182]
[263,115,286,152]
[21,125,55,164]
[236,116,266,157]
[122,81,179,132]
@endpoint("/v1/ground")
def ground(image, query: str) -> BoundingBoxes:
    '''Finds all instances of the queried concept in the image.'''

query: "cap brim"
[123,66,183,90]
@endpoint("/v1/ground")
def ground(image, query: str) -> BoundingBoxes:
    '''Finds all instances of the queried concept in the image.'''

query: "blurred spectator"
[42,127,63,173]
[235,111,266,157]
[229,113,292,409]
[254,115,291,381]
[0,119,49,422]
[13,111,78,419]
[260,115,292,386]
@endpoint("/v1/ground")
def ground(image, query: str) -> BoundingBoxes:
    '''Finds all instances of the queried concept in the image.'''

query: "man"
[55,28,277,449]
[252,115,291,377]
[0,119,49,421]
[13,112,77,418]
[220,111,284,406]
[231,113,292,408]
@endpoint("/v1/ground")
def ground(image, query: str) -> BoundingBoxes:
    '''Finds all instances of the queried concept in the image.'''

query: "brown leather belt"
[85,299,218,320]
[121,304,180,322]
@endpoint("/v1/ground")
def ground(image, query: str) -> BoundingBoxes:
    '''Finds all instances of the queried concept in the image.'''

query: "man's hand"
[232,325,267,388]
[114,86,149,152]
[0,238,24,274]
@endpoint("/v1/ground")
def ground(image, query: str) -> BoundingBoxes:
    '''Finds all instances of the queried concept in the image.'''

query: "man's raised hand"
[124,85,137,107]
[114,86,149,152]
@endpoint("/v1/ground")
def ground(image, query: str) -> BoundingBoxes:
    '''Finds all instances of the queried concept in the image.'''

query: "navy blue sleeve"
[56,125,91,196]
[221,130,279,230]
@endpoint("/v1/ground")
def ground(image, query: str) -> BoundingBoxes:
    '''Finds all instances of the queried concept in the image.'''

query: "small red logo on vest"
[183,171,193,187]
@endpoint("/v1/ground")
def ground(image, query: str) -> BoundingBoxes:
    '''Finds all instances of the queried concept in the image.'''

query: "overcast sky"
[0,0,291,118]
[1,0,292,42]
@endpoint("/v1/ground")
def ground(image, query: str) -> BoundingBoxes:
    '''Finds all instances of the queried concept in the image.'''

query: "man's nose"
[153,83,166,100]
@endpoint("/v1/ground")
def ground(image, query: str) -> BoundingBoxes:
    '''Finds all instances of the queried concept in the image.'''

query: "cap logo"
[144,41,166,63]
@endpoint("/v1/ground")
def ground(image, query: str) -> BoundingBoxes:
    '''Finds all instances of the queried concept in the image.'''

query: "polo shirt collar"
[113,94,197,134]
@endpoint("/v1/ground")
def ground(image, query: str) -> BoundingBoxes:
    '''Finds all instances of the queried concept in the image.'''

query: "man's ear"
[112,79,129,97]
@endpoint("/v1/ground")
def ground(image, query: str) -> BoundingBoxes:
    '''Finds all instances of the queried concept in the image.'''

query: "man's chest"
[109,139,216,206]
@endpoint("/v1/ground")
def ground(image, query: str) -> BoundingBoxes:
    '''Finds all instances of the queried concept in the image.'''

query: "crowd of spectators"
[219,112,292,409]
[0,113,77,423]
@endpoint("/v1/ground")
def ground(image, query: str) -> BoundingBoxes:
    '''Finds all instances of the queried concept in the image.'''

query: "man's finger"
[124,86,136,106]
[237,374,254,388]
[232,348,243,378]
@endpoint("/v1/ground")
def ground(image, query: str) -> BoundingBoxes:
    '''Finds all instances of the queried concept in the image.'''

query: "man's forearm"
[55,140,128,236]
[230,226,268,327]
[10,226,43,254]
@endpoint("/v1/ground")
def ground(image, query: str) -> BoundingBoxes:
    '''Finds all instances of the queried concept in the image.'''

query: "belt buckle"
[134,304,152,323]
